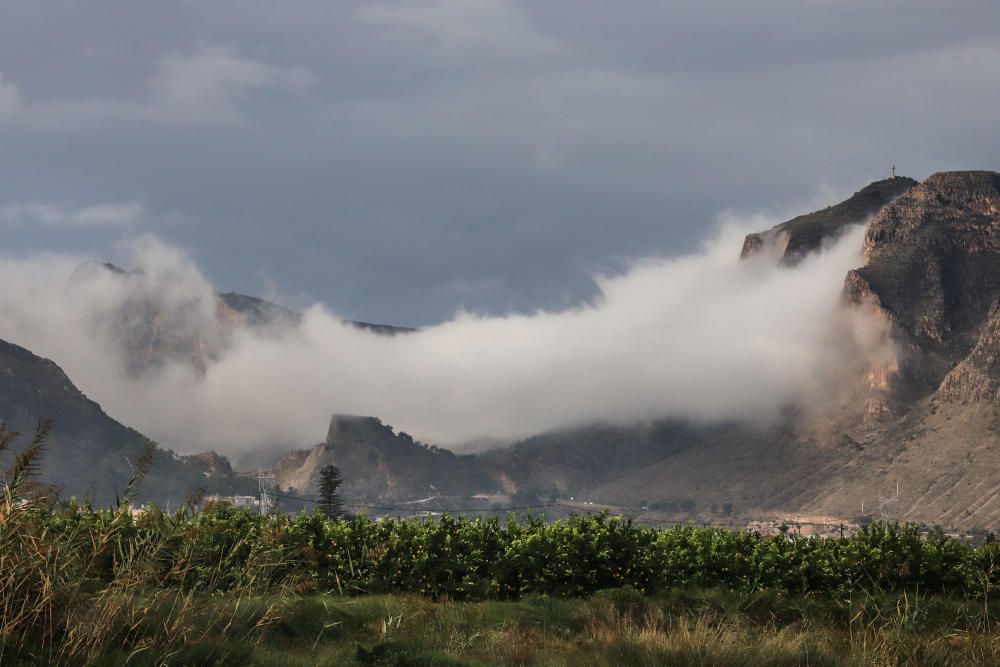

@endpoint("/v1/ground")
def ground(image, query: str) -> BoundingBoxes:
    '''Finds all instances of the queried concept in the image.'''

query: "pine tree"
[317,464,343,518]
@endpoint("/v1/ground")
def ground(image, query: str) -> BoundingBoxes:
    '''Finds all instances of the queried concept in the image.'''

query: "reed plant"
[0,423,289,665]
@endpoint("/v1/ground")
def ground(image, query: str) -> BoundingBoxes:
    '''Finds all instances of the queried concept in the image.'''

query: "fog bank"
[0,221,885,452]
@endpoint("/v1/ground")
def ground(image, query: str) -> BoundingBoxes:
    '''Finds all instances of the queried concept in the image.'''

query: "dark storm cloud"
[1,0,998,324]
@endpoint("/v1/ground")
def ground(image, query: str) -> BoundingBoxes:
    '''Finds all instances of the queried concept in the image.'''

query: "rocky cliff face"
[847,171,1000,403]
[181,450,236,478]
[937,303,1000,402]
[273,415,487,502]
[592,170,1000,530]
[741,176,917,265]
[217,292,300,329]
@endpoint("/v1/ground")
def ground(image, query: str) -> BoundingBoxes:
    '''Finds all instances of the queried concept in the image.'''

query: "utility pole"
[257,468,275,516]
[878,482,899,522]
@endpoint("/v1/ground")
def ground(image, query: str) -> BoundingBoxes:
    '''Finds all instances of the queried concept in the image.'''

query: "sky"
[1,1,999,326]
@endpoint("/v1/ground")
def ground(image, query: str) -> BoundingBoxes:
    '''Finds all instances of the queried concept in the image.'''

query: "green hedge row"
[38,503,1000,600]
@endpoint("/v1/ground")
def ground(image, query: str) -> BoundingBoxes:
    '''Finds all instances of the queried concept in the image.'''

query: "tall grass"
[0,423,290,665]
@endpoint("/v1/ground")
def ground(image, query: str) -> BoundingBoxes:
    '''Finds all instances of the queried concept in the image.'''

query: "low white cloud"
[0,202,144,227]
[0,214,888,455]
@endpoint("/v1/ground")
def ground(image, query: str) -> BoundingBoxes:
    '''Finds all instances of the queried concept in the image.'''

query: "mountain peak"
[741,175,918,265]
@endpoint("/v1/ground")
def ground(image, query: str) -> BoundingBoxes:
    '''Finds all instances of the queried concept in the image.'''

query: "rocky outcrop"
[741,176,917,265]
[217,292,300,329]
[181,450,236,478]
[273,415,488,501]
[937,301,1000,402]
[847,171,1000,401]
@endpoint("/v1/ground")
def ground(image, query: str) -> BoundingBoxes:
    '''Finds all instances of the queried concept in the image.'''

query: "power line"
[257,469,275,516]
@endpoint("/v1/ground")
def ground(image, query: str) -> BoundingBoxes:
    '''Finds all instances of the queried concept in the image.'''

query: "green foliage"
[15,505,1000,605]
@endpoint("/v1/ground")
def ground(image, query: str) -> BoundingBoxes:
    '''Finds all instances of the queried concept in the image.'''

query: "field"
[13,589,998,666]
[3,428,1000,665]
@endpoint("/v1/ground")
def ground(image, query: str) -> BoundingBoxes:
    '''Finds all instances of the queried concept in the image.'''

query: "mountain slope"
[273,415,488,502]
[482,420,731,498]
[589,171,1000,529]
[741,176,917,265]
[0,338,255,505]
[218,291,415,335]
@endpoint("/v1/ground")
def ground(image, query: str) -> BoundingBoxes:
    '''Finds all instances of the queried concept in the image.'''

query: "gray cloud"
[0,73,22,115]
[151,46,316,126]
[0,1,998,325]
[0,202,144,228]
[0,47,314,129]
[356,0,568,61]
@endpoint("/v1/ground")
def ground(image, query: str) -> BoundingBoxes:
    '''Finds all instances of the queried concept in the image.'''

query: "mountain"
[480,420,732,498]
[0,338,256,505]
[273,415,488,502]
[218,291,415,336]
[75,261,412,377]
[217,292,300,329]
[11,170,1000,530]
[587,171,1000,529]
[423,171,1000,530]
[741,176,917,265]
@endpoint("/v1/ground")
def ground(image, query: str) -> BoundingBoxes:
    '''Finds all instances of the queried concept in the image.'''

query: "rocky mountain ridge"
[589,171,1000,529]
[741,176,917,265]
